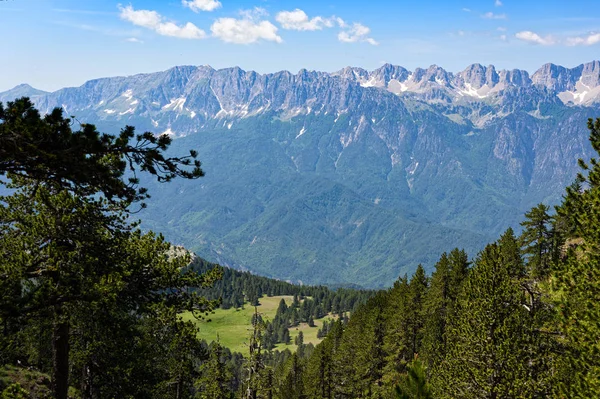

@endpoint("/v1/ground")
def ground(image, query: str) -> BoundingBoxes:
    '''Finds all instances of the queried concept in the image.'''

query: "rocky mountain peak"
[370,63,410,85]
[497,69,531,87]
[581,60,600,88]
[532,63,581,91]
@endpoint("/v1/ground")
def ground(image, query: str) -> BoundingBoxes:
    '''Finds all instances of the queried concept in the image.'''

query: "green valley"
[181,295,336,354]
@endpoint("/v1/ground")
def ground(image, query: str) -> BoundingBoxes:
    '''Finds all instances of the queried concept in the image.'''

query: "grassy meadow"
[180,295,334,354]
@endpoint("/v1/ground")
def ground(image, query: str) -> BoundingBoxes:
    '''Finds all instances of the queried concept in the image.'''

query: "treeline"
[190,258,373,314]
[256,119,600,398]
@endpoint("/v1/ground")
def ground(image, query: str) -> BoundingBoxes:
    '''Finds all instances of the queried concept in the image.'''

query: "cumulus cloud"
[495,0,503,6]
[482,11,507,19]
[338,23,378,45]
[273,8,376,45]
[182,0,221,12]
[126,37,144,43]
[275,9,336,31]
[514,30,600,46]
[119,5,206,39]
[211,17,282,44]
[239,7,269,20]
[566,32,600,46]
[515,31,556,45]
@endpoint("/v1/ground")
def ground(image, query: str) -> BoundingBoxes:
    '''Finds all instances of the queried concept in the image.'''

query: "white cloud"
[211,17,282,44]
[495,0,503,6]
[515,31,556,45]
[338,23,378,45]
[126,37,144,43]
[182,0,221,12]
[462,8,472,12]
[499,34,507,41]
[566,32,600,46]
[119,5,206,39]
[240,7,269,20]
[482,11,507,19]
[275,9,336,31]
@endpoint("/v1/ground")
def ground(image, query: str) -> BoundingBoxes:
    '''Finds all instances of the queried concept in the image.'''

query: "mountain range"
[2,61,599,287]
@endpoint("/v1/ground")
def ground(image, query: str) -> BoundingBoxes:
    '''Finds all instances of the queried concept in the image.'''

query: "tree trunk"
[52,306,70,399]
[82,362,93,399]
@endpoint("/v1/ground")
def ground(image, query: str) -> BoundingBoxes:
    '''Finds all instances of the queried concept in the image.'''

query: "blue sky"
[1,0,599,91]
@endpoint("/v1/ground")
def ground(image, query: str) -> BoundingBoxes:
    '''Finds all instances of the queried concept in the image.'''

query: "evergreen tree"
[0,97,202,205]
[407,265,428,357]
[196,341,233,399]
[520,204,554,278]
[420,254,451,369]
[245,308,265,399]
[395,356,433,399]
[553,117,600,396]
[275,353,304,399]
[436,231,537,398]
[383,276,411,386]
[0,99,217,399]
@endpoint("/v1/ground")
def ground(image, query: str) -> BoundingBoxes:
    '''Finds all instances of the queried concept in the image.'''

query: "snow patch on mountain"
[163,97,186,111]
[295,126,306,139]
[122,89,133,100]
[457,83,489,99]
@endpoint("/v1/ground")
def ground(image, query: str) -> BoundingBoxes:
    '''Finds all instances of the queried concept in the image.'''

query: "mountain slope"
[2,61,598,287]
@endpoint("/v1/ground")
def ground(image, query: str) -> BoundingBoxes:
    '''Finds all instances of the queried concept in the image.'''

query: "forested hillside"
[190,257,373,311]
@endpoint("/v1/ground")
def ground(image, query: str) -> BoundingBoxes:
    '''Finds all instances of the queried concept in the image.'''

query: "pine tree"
[0,98,214,399]
[295,331,305,358]
[196,340,233,399]
[275,353,304,399]
[245,308,265,399]
[520,204,554,278]
[421,254,450,369]
[435,231,537,398]
[383,277,411,386]
[395,356,432,399]
[553,117,600,396]
[407,266,428,358]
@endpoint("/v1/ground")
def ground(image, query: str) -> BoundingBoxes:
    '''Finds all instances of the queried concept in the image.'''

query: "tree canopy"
[0,97,202,204]
[0,98,220,399]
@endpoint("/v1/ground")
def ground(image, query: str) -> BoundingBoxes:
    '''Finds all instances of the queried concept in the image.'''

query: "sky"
[1,0,599,92]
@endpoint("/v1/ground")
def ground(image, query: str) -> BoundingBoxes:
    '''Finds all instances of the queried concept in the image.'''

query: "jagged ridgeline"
[2,61,600,286]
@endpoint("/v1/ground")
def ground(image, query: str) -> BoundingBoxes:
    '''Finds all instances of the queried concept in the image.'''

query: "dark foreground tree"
[0,98,220,399]
[554,117,600,396]
[0,97,202,204]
